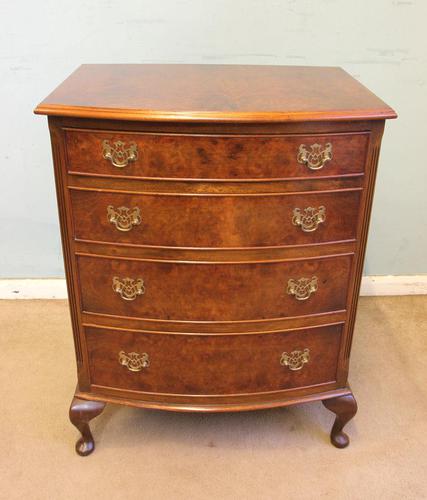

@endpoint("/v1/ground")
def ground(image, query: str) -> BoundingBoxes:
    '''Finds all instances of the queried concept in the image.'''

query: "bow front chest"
[35,64,396,455]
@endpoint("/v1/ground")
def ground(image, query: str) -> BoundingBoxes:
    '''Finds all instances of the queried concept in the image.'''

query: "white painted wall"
[1,0,426,277]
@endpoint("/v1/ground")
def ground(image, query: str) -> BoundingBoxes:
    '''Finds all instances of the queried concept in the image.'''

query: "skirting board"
[0,276,426,299]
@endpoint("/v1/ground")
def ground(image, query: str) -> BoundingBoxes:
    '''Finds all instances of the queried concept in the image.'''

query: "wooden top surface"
[35,64,396,123]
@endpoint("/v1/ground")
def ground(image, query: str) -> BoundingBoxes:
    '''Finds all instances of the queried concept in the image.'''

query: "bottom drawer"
[85,324,342,396]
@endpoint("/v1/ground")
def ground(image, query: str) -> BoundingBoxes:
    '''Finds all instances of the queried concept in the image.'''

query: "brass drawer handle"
[119,350,150,372]
[102,140,138,168]
[280,348,310,371]
[297,143,332,170]
[292,206,326,232]
[112,277,145,301]
[107,205,142,232]
[287,276,318,301]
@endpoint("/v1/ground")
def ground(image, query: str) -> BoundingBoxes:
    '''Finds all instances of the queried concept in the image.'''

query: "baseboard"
[0,276,426,299]
[359,275,427,296]
[0,279,68,299]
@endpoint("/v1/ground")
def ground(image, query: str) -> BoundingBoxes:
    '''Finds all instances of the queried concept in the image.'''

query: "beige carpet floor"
[0,297,426,500]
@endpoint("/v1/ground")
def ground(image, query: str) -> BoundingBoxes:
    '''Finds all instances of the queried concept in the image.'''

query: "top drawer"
[65,129,369,180]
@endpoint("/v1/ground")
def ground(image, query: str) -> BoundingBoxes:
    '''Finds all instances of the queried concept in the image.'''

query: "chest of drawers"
[35,64,396,455]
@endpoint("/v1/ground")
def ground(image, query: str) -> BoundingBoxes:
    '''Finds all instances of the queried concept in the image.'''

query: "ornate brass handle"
[112,277,145,301]
[297,143,332,170]
[280,348,310,371]
[292,206,326,232]
[287,276,318,301]
[107,205,142,232]
[119,350,150,372]
[102,140,138,168]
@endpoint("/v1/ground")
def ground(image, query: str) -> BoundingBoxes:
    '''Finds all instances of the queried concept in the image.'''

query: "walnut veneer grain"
[36,64,396,454]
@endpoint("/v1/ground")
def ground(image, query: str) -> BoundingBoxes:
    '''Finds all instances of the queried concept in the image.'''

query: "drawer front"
[70,189,361,248]
[65,130,369,180]
[85,324,342,395]
[77,255,352,321]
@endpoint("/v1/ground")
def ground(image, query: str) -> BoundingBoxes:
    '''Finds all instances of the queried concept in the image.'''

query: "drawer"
[77,254,352,321]
[70,189,362,248]
[65,129,369,180]
[85,324,342,395]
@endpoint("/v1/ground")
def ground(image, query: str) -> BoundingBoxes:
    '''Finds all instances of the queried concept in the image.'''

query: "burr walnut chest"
[35,64,396,455]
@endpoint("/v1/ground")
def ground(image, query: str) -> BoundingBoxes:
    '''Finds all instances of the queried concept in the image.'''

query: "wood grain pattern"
[68,172,365,193]
[75,386,352,413]
[65,129,369,180]
[73,240,357,263]
[70,188,362,248]
[37,65,395,452]
[48,122,91,388]
[85,324,342,395]
[35,64,396,122]
[77,254,353,322]
[81,310,347,335]
[342,123,384,366]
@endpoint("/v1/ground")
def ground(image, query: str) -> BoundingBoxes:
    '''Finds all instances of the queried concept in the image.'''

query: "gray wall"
[1,0,426,277]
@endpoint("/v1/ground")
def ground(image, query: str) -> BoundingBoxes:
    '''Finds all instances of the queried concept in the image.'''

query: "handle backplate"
[107,205,142,232]
[287,276,318,301]
[297,143,332,170]
[292,206,326,232]
[119,350,150,372]
[112,277,145,301]
[102,140,138,168]
[280,348,310,371]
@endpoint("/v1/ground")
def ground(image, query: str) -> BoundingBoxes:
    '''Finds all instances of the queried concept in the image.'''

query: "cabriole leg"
[322,393,358,448]
[69,396,106,456]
